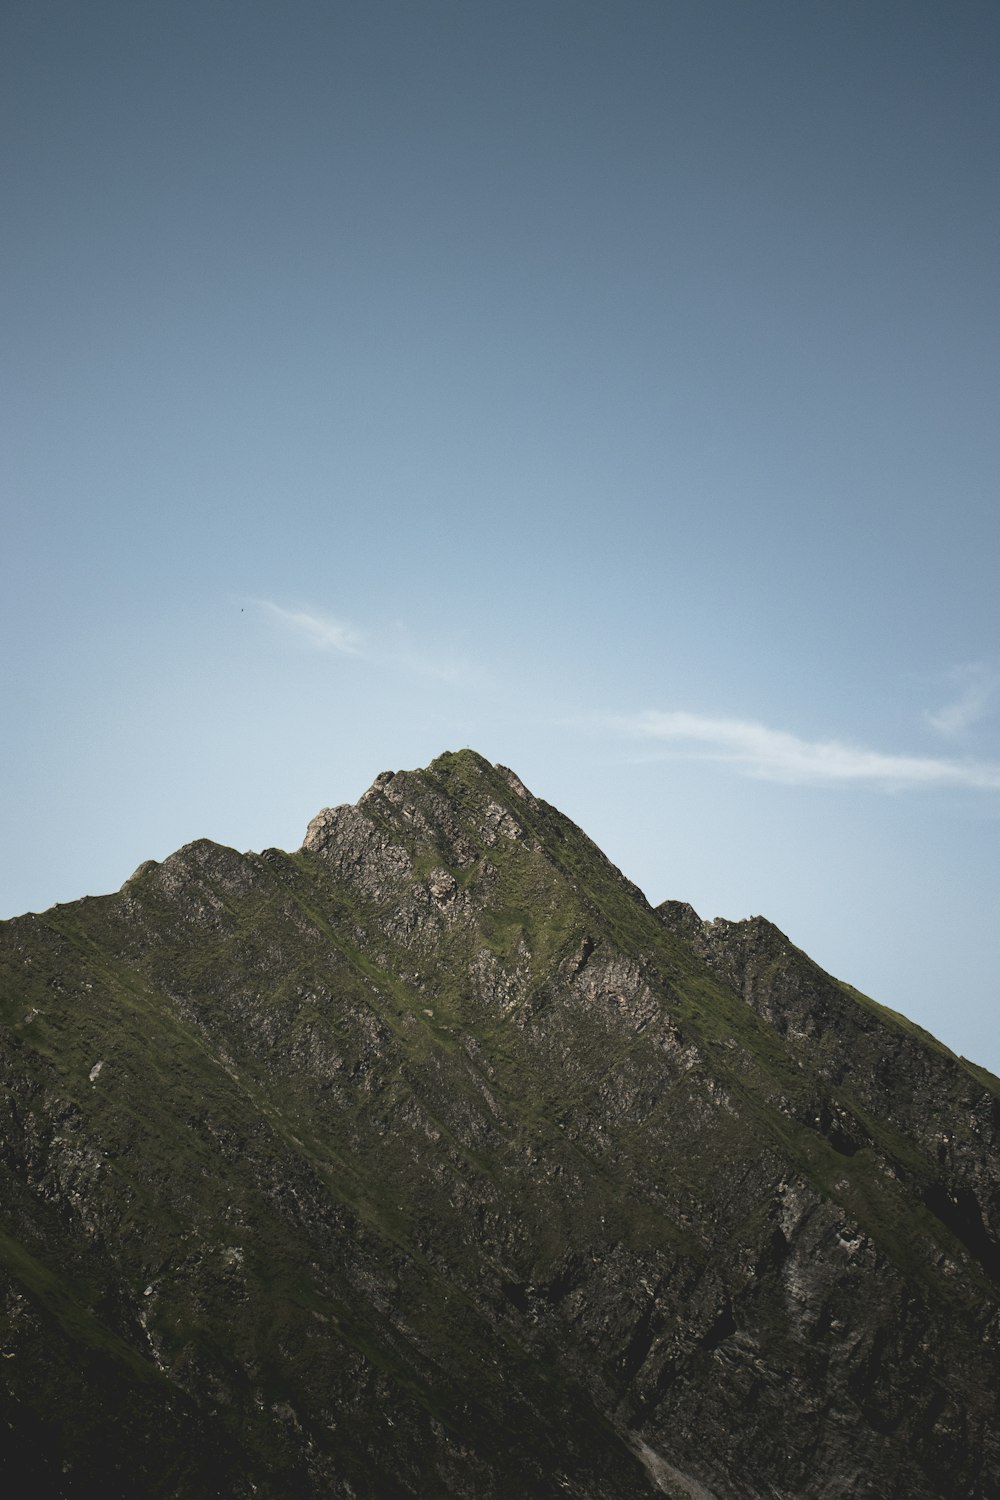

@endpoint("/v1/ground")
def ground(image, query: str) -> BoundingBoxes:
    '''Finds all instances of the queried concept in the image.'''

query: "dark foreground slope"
[1,751,998,1499]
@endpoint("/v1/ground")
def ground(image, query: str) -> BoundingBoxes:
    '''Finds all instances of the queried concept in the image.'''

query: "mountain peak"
[2,752,998,1499]
[300,750,535,882]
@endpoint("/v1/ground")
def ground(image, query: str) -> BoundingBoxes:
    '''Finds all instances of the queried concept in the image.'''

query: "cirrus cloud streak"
[925,664,997,739]
[257,601,364,655]
[254,599,478,685]
[616,710,1000,792]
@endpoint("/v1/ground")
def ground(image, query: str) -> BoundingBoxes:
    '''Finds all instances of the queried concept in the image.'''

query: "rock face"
[0,750,997,1499]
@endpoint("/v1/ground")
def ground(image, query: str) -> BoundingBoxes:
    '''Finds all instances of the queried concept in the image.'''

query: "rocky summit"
[1,750,998,1499]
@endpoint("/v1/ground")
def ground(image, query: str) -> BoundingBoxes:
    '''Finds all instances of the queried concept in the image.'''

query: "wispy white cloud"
[925,665,996,739]
[615,709,1000,791]
[257,601,365,655]
[255,601,479,686]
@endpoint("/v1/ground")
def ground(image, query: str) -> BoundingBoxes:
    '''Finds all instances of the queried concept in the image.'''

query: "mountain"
[1,750,998,1499]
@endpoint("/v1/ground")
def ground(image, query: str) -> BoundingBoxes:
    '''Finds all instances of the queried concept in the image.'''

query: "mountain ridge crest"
[0,748,997,1498]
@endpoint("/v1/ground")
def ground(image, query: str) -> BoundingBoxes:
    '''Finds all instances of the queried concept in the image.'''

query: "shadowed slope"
[1,751,997,1497]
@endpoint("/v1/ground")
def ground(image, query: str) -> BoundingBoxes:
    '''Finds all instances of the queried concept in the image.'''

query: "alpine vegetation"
[1,752,997,1498]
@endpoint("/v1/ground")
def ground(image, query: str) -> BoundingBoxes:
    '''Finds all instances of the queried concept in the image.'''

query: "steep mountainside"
[1,751,997,1499]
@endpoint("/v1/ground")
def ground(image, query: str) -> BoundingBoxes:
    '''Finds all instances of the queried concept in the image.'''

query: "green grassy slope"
[0,750,997,1498]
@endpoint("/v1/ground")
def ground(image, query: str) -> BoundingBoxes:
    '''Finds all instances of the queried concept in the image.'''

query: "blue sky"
[4,2,999,1070]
